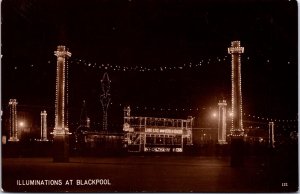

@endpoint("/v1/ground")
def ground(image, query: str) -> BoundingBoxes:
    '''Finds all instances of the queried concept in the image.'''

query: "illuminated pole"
[100,72,111,131]
[268,122,275,148]
[218,100,227,144]
[228,41,244,166]
[40,110,48,141]
[8,99,19,142]
[228,41,244,136]
[54,45,71,131]
[53,45,71,162]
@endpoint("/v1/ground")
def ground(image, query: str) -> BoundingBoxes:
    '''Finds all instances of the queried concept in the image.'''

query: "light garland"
[8,54,294,73]
[70,55,231,72]
[114,104,298,123]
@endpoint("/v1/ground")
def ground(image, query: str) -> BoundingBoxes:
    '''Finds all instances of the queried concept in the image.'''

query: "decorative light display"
[70,56,230,72]
[53,45,71,134]
[100,72,111,131]
[6,48,296,129]
[218,100,227,144]
[40,110,48,141]
[228,41,244,137]
[8,99,19,142]
[10,54,294,74]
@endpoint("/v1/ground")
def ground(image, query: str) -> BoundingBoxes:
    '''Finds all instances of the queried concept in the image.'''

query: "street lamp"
[19,121,26,140]
[210,111,218,128]
[212,112,217,118]
[19,121,25,127]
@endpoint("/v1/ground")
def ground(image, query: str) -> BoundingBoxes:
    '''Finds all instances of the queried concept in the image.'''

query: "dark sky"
[1,0,298,126]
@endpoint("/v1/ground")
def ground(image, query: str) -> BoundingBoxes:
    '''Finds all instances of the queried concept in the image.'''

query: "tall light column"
[100,72,111,131]
[218,100,227,144]
[8,99,19,142]
[228,41,244,136]
[228,41,245,166]
[40,110,48,141]
[268,122,275,148]
[54,45,71,132]
[53,45,71,162]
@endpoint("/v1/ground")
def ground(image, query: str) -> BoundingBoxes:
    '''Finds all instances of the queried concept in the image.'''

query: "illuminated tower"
[40,110,48,141]
[100,72,111,131]
[268,122,275,148]
[228,41,244,137]
[218,100,227,144]
[228,41,245,167]
[8,99,19,142]
[54,45,71,132]
[53,45,71,162]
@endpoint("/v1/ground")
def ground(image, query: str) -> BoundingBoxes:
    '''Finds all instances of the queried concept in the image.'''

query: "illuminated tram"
[123,106,193,152]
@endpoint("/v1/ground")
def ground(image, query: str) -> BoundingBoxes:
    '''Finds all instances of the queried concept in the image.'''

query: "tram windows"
[146,135,155,144]
[150,120,155,126]
[174,120,181,128]
[173,135,182,144]
[156,136,164,144]
[136,118,140,125]
[165,120,170,127]
[157,120,164,126]
[165,137,173,145]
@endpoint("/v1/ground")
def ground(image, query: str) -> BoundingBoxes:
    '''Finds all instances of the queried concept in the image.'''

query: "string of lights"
[8,55,293,72]
[70,55,230,72]
[110,103,298,123]
[5,54,297,123]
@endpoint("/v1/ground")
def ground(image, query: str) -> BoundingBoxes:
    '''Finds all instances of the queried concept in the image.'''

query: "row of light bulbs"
[119,105,297,123]
[70,56,229,72]
[70,55,284,72]
[9,54,292,72]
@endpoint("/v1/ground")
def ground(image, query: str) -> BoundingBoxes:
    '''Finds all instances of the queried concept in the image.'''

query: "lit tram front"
[123,106,193,153]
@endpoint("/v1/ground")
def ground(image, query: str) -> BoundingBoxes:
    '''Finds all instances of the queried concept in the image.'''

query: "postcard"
[1,0,298,192]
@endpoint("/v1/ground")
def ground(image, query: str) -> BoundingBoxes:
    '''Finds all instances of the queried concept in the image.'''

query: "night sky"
[1,0,298,129]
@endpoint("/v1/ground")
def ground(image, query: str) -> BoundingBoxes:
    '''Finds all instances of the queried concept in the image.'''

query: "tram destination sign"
[145,128,183,134]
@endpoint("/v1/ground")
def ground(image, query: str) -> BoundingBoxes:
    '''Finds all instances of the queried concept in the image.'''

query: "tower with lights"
[8,99,19,142]
[100,72,111,131]
[268,122,275,148]
[228,41,244,166]
[53,45,71,162]
[228,41,244,136]
[218,100,227,144]
[40,110,48,141]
